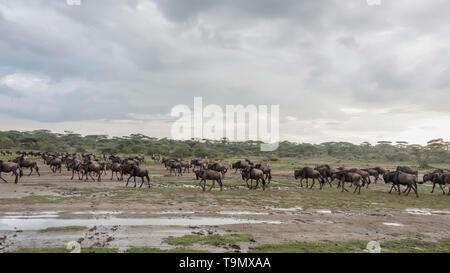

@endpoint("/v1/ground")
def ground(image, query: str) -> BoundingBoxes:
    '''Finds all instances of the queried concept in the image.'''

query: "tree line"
[1,130,449,165]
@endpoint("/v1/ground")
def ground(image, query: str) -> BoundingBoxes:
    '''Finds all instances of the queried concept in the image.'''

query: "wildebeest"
[294,167,323,189]
[0,160,23,184]
[196,169,223,192]
[208,162,228,177]
[48,157,62,173]
[314,165,333,187]
[106,162,123,181]
[397,166,418,176]
[241,167,266,190]
[232,160,251,173]
[361,168,380,184]
[67,158,83,180]
[348,168,371,188]
[12,156,40,176]
[126,165,150,188]
[423,170,450,195]
[332,170,364,194]
[255,163,272,184]
[384,171,419,197]
[80,161,103,182]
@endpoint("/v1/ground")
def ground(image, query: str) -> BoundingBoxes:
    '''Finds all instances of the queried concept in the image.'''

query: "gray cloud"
[0,0,449,144]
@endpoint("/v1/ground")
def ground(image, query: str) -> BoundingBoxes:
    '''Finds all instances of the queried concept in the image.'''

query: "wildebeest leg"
[244,178,250,189]
[98,172,102,182]
[71,170,75,180]
[208,180,215,192]
[218,179,223,191]
[111,171,114,180]
[388,184,395,193]
[431,183,436,193]
[14,170,18,184]
[36,166,40,176]
[310,179,315,189]
[405,185,411,196]
[397,184,401,195]
[402,187,409,194]
[202,179,207,192]
[0,173,8,183]
[139,177,145,188]
[126,175,132,187]
[134,176,137,187]
[28,167,33,176]
[89,172,96,182]
[254,179,260,190]
[299,177,303,188]
[439,184,446,195]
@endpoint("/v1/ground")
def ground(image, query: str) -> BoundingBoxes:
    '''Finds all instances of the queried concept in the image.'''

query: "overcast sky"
[1,0,449,145]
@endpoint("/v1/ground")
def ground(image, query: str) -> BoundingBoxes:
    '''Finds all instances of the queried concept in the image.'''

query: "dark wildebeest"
[361,168,380,184]
[166,160,182,176]
[255,163,272,184]
[397,166,418,176]
[232,160,251,173]
[384,171,419,197]
[348,168,371,188]
[126,165,150,188]
[67,159,83,180]
[208,162,228,177]
[80,161,103,182]
[180,160,191,173]
[332,170,364,194]
[294,167,323,189]
[241,167,266,190]
[196,169,223,192]
[120,160,137,180]
[12,156,40,176]
[106,162,122,181]
[314,165,333,188]
[0,160,23,184]
[48,157,62,173]
[423,171,450,195]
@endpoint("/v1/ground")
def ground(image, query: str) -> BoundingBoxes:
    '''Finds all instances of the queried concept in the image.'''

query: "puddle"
[264,206,303,212]
[218,211,269,215]
[405,208,432,215]
[316,210,332,214]
[382,222,404,227]
[406,208,450,216]
[0,216,282,231]
[1,211,62,219]
[72,211,124,215]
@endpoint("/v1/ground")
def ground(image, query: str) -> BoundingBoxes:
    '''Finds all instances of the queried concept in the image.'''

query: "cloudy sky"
[1,0,449,145]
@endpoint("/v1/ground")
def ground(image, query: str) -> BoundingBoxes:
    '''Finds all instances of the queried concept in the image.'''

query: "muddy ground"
[1,160,450,253]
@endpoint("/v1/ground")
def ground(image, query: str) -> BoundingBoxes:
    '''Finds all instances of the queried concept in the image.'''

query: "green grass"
[249,237,450,253]
[38,226,87,232]
[0,195,66,205]
[163,233,255,247]
[381,238,450,253]
[249,240,368,253]
[10,247,118,253]
[126,247,210,253]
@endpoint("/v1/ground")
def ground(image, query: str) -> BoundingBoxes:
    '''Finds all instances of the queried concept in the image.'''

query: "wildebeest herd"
[1,150,450,197]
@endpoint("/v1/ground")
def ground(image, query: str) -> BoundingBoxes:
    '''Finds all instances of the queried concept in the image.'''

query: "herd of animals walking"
[1,150,450,197]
